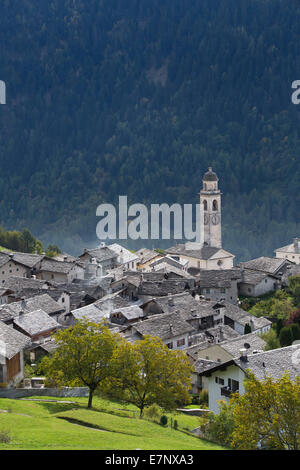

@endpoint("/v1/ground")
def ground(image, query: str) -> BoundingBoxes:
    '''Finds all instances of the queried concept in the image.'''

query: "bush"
[290,323,300,341]
[199,389,209,407]
[191,395,200,405]
[202,401,235,447]
[279,326,293,347]
[0,430,11,443]
[143,404,162,422]
[160,415,168,426]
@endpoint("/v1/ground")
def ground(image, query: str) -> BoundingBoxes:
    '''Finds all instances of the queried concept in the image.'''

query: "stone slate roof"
[79,246,118,262]
[222,301,271,330]
[143,292,219,321]
[111,306,144,321]
[219,332,266,358]
[133,311,195,341]
[138,279,194,296]
[0,252,11,268]
[239,257,288,276]
[153,264,194,279]
[166,244,222,260]
[31,339,58,354]
[236,344,300,380]
[14,309,59,336]
[0,294,63,322]
[53,253,77,262]
[94,292,131,314]
[194,358,220,374]
[110,274,141,289]
[9,252,44,269]
[108,243,139,264]
[4,276,51,291]
[0,306,15,323]
[240,269,276,285]
[39,258,79,274]
[0,320,31,359]
[204,324,240,342]
[149,255,187,269]
[185,325,240,360]
[20,294,63,316]
[203,344,300,382]
[136,248,161,265]
[198,269,241,289]
[71,303,106,322]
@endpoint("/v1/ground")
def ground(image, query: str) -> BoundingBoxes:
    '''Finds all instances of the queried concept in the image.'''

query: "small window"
[166,342,173,349]
[215,377,224,385]
[62,298,65,303]
[177,338,186,347]
[228,378,239,392]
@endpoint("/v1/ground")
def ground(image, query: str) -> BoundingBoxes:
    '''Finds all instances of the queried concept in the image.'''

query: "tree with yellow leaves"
[104,335,193,417]
[230,372,300,450]
[41,320,118,408]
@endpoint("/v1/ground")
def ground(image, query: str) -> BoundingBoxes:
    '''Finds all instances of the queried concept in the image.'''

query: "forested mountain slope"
[0,0,300,260]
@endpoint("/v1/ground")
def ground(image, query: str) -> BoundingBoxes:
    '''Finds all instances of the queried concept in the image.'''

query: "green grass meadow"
[0,395,224,450]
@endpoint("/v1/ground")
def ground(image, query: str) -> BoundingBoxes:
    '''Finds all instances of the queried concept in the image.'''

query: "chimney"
[219,326,224,342]
[168,294,174,306]
[21,298,27,310]
[250,318,255,331]
[169,323,173,334]
[63,255,68,261]
[239,348,248,362]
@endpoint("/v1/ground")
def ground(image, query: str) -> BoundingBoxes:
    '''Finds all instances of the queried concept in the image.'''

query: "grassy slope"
[0,396,224,450]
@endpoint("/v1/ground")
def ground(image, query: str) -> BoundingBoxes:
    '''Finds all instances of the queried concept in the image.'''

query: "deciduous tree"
[105,335,193,417]
[230,372,300,450]
[42,320,117,408]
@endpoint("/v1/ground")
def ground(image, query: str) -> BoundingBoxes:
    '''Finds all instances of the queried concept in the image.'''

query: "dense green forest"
[0,0,300,260]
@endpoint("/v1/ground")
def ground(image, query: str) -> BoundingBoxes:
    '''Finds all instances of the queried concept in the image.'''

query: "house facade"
[0,320,30,387]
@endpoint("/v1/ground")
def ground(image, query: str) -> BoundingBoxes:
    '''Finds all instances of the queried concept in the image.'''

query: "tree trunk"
[88,389,94,409]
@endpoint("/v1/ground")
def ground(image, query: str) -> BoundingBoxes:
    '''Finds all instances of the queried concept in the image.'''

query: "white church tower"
[200,167,222,248]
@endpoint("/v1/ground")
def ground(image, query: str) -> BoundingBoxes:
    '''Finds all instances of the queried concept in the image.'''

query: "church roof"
[165,244,233,260]
[203,167,218,182]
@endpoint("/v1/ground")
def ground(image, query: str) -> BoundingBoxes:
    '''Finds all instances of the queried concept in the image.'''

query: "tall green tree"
[42,320,118,408]
[231,372,300,450]
[105,335,193,417]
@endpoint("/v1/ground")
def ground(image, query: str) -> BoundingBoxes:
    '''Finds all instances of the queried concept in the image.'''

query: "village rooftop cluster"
[0,168,300,415]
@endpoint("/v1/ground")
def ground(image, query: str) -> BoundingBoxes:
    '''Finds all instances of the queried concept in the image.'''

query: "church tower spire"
[200,167,222,248]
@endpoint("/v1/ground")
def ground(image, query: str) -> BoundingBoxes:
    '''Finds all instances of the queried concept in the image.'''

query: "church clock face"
[204,213,209,225]
[211,214,220,225]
